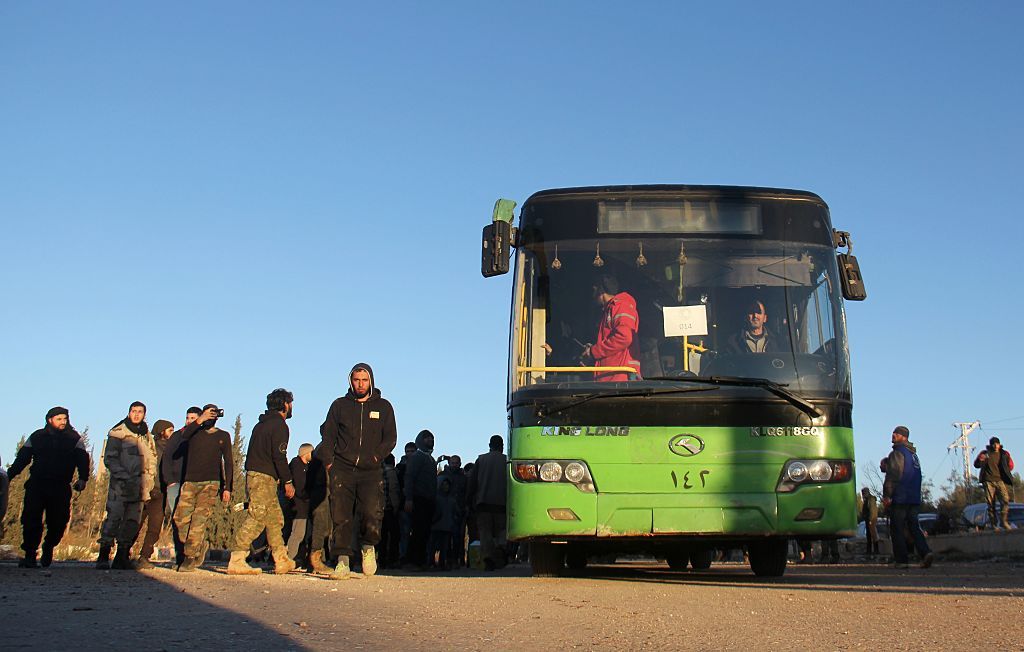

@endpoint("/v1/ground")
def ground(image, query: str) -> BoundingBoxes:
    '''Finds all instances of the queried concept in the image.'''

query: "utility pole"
[949,421,980,486]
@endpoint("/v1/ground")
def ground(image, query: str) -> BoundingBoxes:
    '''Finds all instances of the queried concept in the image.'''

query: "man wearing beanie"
[132,418,174,569]
[402,429,436,570]
[882,425,934,569]
[97,401,156,570]
[174,405,233,572]
[317,363,397,579]
[974,436,1015,530]
[8,407,90,568]
[468,434,508,570]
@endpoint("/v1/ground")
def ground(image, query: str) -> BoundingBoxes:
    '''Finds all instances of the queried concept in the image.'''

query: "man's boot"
[40,545,54,568]
[361,545,378,576]
[95,543,112,570]
[309,549,331,574]
[227,551,262,575]
[18,550,39,569]
[177,556,199,573]
[111,544,137,570]
[271,548,297,575]
[329,556,362,581]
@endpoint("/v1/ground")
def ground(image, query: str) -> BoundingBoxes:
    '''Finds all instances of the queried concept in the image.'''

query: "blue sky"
[2,3,1021,495]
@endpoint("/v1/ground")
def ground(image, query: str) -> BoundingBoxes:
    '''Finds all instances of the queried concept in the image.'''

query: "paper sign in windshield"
[663,305,708,337]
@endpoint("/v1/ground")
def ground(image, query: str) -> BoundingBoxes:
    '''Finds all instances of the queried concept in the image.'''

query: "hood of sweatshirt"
[346,361,381,401]
[415,429,434,454]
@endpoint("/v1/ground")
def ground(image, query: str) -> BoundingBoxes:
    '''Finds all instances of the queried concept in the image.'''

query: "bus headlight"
[777,459,852,493]
[539,462,563,482]
[511,460,596,493]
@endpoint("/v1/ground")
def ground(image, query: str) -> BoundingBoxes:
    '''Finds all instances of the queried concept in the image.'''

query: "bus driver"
[724,299,783,354]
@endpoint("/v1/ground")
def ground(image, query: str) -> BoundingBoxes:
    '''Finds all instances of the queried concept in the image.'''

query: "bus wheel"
[689,548,714,571]
[748,540,788,577]
[665,553,689,571]
[530,542,565,577]
[565,548,588,571]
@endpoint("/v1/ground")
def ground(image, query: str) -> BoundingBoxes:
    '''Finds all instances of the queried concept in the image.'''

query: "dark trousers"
[377,508,400,566]
[21,481,72,553]
[136,491,164,560]
[429,530,450,568]
[408,497,436,567]
[329,467,383,558]
[310,495,332,553]
[890,503,931,563]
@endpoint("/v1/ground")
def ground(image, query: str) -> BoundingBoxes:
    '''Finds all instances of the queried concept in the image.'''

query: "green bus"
[480,185,867,577]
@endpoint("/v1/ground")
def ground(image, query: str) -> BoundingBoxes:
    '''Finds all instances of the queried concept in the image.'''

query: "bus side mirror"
[834,230,866,301]
[482,221,512,277]
[836,253,867,301]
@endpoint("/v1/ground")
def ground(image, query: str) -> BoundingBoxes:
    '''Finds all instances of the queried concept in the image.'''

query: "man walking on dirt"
[882,425,933,569]
[8,407,90,568]
[317,363,397,579]
[228,388,297,576]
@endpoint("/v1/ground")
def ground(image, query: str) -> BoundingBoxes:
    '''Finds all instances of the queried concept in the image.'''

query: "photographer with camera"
[173,404,234,572]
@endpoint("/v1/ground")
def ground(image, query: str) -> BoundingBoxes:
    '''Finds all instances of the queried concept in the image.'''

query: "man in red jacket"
[583,274,641,382]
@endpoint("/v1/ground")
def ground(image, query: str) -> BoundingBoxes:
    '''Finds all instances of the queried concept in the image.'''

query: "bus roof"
[524,185,828,208]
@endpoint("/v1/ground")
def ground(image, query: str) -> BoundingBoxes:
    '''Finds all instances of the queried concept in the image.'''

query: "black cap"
[893,425,910,438]
[46,406,69,421]
[990,436,1001,446]
[489,434,504,450]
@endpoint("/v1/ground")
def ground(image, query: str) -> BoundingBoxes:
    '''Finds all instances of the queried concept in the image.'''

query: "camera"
[215,408,225,418]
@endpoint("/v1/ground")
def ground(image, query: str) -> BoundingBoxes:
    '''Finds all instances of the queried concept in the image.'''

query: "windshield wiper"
[644,375,823,420]
[513,386,720,417]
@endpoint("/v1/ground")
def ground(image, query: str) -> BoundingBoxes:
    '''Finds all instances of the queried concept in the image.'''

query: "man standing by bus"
[318,363,398,579]
[974,437,1014,530]
[583,274,641,382]
[882,426,933,569]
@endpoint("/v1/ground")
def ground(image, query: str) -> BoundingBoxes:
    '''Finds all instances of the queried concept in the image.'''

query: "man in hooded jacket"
[97,401,157,570]
[317,363,397,579]
[8,407,90,568]
[403,429,436,569]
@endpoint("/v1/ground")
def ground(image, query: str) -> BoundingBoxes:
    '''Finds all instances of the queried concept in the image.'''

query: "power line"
[982,414,1024,426]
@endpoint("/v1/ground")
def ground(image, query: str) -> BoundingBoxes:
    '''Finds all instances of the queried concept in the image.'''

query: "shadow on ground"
[558,560,1024,598]
[0,561,307,651]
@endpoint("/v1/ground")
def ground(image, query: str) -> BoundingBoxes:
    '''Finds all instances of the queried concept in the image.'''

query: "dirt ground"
[1,559,1022,650]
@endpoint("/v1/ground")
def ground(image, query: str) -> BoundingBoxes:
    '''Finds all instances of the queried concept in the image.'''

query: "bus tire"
[530,542,564,577]
[748,540,788,577]
[565,548,588,571]
[665,553,689,571]
[689,548,714,571]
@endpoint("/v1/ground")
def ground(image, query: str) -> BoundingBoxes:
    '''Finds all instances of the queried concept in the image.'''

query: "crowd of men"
[5,362,510,578]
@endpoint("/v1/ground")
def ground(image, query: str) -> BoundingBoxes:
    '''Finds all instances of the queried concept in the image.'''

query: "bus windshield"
[512,236,851,400]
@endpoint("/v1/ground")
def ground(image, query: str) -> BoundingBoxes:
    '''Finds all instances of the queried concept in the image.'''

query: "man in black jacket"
[8,407,90,568]
[162,406,201,565]
[317,363,397,579]
[228,389,296,575]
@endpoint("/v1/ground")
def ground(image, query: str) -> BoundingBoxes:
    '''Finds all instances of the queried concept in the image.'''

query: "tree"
[2,436,27,547]
[205,414,247,550]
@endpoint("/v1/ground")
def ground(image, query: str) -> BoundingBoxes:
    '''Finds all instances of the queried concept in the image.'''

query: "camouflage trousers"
[233,471,286,552]
[173,481,221,559]
[99,480,143,546]
[985,480,1011,527]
